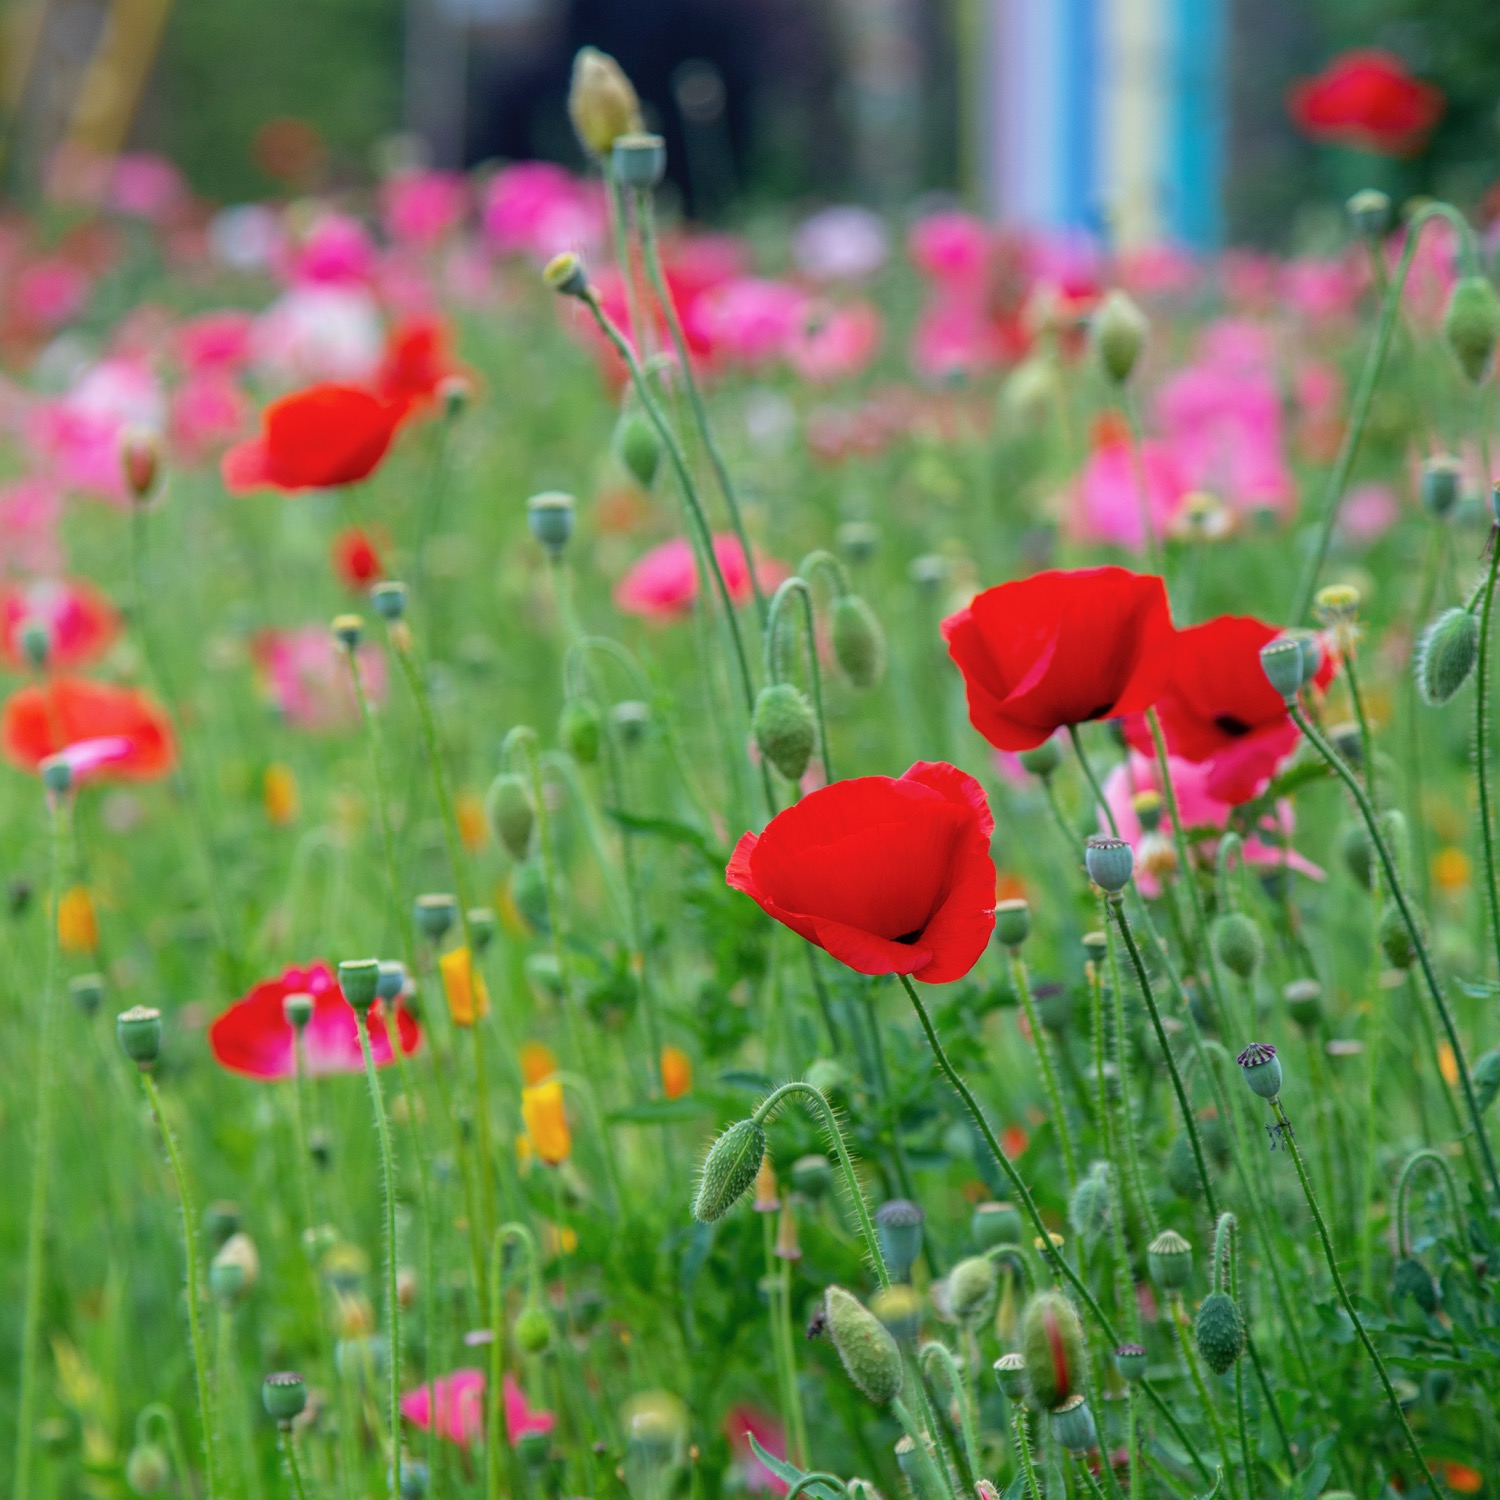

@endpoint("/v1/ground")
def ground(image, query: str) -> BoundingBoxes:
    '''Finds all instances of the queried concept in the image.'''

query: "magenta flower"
[381,170,468,247]
[13,258,91,331]
[400,1369,555,1449]
[615,535,788,621]
[176,311,255,374]
[108,154,188,222]
[481,162,606,264]
[282,212,378,288]
[786,302,882,384]
[0,480,64,578]
[688,278,810,367]
[251,626,387,731]
[1073,427,1188,551]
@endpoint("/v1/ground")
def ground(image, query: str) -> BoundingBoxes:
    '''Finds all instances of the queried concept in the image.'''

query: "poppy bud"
[1131,790,1163,833]
[1236,1041,1282,1099]
[1379,902,1418,970]
[836,521,880,564]
[414,892,458,942]
[946,1255,997,1323]
[612,131,667,189]
[1084,836,1133,894]
[372,581,407,622]
[117,1005,162,1067]
[1392,1255,1439,1313]
[283,991,314,1030]
[515,1303,553,1353]
[121,427,162,502]
[611,700,651,747]
[1416,608,1479,705]
[615,412,660,490]
[830,594,886,688]
[1443,276,1500,384]
[972,1200,1022,1249]
[543,252,589,299]
[1092,289,1148,384]
[19,619,49,668]
[1113,1343,1148,1383]
[69,972,103,1016]
[263,1370,307,1426]
[567,46,642,159]
[824,1285,904,1404]
[438,375,473,419]
[1068,1163,1112,1248]
[1017,1294,1085,1416]
[1283,978,1322,1029]
[468,907,498,954]
[126,1441,171,1494]
[752,683,817,782]
[1420,455,1462,519]
[692,1118,767,1222]
[40,755,72,797]
[338,958,381,1013]
[872,1198,924,1281]
[1194,1290,1245,1374]
[527,491,575,556]
[1148,1229,1192,1289]
[1474,1046,1500,1113]
[1339,821,1373,890]
[558,698,602,765]
[1211,912,1262,980]
[332,614,364,652]
[993,898,1030,949]
[1048,1393,1098,1454]
[486,773,535,860]
[1018,738,1061,778]
[1164,1133,1203,1201]
[1345,188,1391,240]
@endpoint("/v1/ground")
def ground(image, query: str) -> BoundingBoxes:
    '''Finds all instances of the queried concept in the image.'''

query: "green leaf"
[604,808,723,865]
[744,1435,845,1500]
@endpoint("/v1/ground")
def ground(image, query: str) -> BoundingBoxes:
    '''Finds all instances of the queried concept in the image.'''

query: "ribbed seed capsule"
[1194,1290,1246,1374]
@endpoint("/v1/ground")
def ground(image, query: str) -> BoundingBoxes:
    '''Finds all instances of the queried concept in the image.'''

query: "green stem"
[1089,951,1140,1339]
[1341,648,1378,805]
[919,1342,981,1483]
[1069,726,1119,837]
[1013,1406,1044,1500]
[1396,1148,1463,1257]
[1216,1215,1257,1500]
[1472,509,1500,983]
[891,1397,957,1500]
[1103,902,1154,1244]
[281,1430,311,1500]
[1171,1295,1240,1500]
[765,576,835,781]
[1122,388,1164,576]
[1008,948,1080,1189]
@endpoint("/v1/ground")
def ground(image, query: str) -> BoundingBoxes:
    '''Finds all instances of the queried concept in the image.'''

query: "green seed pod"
[1421,455,1462,519]
[338,958,381,1013]
[1378,902,1417,971]
[558,698,602,765]
[993,898,1030,948]
[972,1201,1023,1250]
[1340,822,1373,890]
[1148,1229,1193,1290]
[946,1255,998,1323]
[1113,1343,1148,1383]
[752,683,817,782]
[1020,1290,1085,1409]
[1259,638,1304,701]
[789,1153,834,1200]
[1165,1134,1203,1202]
[1474,1046,1500,1113]
[1068,1164,1112,1249]
[1018,737,1062,778]
[125,1441,172,1494]
[414,892,457,942]
[486,772,535,860]
[1236,1042,1283,1100]
[515,1304,553,1353]
[1392,1256,1439,1314]
[1194,1290,1245,1374]
[1084,836,1133,893]
[874,1198,925,1281]
[1211,911,1262,980]
[1346,188,1391,240]
[692,1118,767,1223]
[1283,978,1322,1029]
[616,412,661,489]
[830,593,886,688]
[1048,1394,1098,1454]
[117,1005,163,1067]
[1092,289,1148,384]
[992,1352,1027,1400]
[262,1370,308,1425]
[1443,275,1500,384]
[70,972,104,1016]
[824,1284,904,1404]
[1417,608,1479,706]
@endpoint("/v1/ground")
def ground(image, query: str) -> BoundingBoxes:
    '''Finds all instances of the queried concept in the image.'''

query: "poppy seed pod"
[558,698,602,765]
[1416,608,1479,705]
[19,620,49,668]
[1113,1343,1148,1382]
[993,898,1030,948]
[1236,1042,1283,1099]
[1084,836,1133,894]
[615,412,661,490]
[415,892,458,942]
[692,1118,767,1222]
[972,1200,1023,1250]
[338,958,381,1013]
[874,1198,925,1282]
[70,972,104,1016]
[568,46,642,158]
[376,961,407,1005]
[612,131,667,188]
[1420,455,1462,519]
[262,1370,307,1425]
[831,593,886,688]
[543,251,589,299]
[946,1255,998,1323]
[486,772,536,860]
[515,1303,553,1353]
[1148,1229,1192,1289]
[824,1285,904,1404]
[1442,275,1500,384]
[125,1441,171,1494]
[283,990,314,1030]
[1092,289,1148,384]
[1211,912,1263,980]
[752,683,818,782]
[1346,188,1392,240]
[371,581,407,621]
[468,907,498,954]
[1194,1290,1246,1374]
[1020,1290,1085,1409]
[1048,1393,1098,1454]
[1017,738,1061,778]
[331,613,364,651]
[1378,902,1418,970]
[993,1352,1027,1400]
[40,755,73,796]
[117,1005,162,1067]
[1259,638,1304,702]
[1283,978,1322,1029]
[836,520,880,564]
[527,491,576,555]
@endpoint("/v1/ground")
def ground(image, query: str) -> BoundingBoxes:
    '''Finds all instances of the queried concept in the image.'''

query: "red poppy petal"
[806,915,931,977]
[220,437,275,493]
[902,760,996,840]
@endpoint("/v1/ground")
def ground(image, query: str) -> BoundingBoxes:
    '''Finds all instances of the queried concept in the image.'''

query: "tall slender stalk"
[1471,491,1500,982]
[1006,946,1079,1189]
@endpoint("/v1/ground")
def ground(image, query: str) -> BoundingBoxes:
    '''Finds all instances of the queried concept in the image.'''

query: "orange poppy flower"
[3,676,175,781]
[519,1040,557,1086]
[660,1045,692,1100]
[439,946,490,1028]
[521,1081,571,1165]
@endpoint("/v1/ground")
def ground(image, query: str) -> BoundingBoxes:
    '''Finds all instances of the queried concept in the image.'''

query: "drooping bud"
[1048,1394,1098,1454]
[1147,1229,1192,1289]
[993,898,1030,949]
[527,491,575,556]
[117,1005,162,1068]
[1194,1290,1246,1374]
[1084,836,1133,894]
[338,958,381,1014]
[1020,1290,1085,1409]
[946,1255,998,1323]
[567,47,642,159]
[1346,188,1392,240]
[824,1285,904,1404]
[1416,608,1479,705]
[125,1440,171,1493]
[1165,1133,1204,1202]
[515,1303,553,1354]
[558,698,602,765]
[692,1118,767,1222]
[874,1199,925,1282]
[612,132,667,189]
[830,594,886,688]
[1259,637,1305,702]
[1211,912,1263,980]
[615,412,661,490]
[752,683,817,782]
[1092,290,1148,384]
[1420,455,1462,519]
[486,772,536,860]
[1442,276,1500,384]
[1236,1042,1283,1100]
[1379,902,1418,970]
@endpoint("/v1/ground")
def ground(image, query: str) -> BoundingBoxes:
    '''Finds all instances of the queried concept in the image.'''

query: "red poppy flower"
[1122,615,1335,806]
[208,962,420,1079]
[331,526,384,589]
[726,761,996,984]
[220,383,406,493]
[374,315,465,410]
[0,578,119,671]
[941,567,1174,751]
[2,675,175,780]
[1288,51,1444,157]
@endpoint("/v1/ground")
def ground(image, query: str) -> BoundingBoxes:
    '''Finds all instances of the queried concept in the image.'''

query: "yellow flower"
[456,790,487,853]
[660,1045,692,1100]
[522,1080,571,1165]
[1432,846,1471,895]
[262,762,299,826]
[58,885,98,954]
[1438,1041,1459,1088]
[440,946,490,1028]
[519,1040,557,1086]
[541,1219,578,1256]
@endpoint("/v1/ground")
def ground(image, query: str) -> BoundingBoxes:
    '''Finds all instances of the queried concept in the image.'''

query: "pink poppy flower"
[910,298,1009,381]
[1073,419,1188,550]
[725,1404,788,1494]
[284,213,378,287]
[908,212,990,292]
[251,626,387,730]
[1338,482,1400,543]
[1118,243,1199,298]
[176,311,255,374]
[171,374,249,461]
[0,481,64,577]
[1388,218,1458,327]
[381,170,468,247]
[481,162,606,263]
[400,1369,555,1449]
[688,278,809,367]
[251,286,384,386]
[615,535,788,621]
[1281,254,1366,324]
[13,258,91,331]
[27,358,165,504]
[108,154,187,222]
[0,578,119,670]
[786,301,882,383]
[792,206,889,283]
[1101,753,1323,899]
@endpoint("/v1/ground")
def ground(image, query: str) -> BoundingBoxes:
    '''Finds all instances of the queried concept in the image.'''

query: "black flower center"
[1213,714,1252,738]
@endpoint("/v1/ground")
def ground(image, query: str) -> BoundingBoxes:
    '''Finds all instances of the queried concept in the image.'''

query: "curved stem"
[919,1342,981,1482]
[1396,1148,1463,1257]
[1069,727,1119,836]
[891,1397,957,1500]
[1012,1406,1044,1500]
[765,576,834,782]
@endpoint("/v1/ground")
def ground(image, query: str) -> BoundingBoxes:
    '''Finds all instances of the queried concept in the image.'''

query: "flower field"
[6,46,1500,1500]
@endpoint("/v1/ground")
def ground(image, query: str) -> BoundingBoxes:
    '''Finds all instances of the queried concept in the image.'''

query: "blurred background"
[1,0,1497,246]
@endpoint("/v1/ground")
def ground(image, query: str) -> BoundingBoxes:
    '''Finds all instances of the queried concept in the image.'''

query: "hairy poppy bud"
[692,1118,766,1222]
[831,594,886,688]
[1048,1393,1098,1454]
[1283,978,1322,1029]
[568,46,642,158]
[1165,1134,1203,1201]
[1113,1343,1147,1383]
[117,1005,162,1067]
[1020,1290,1085,1409]
[1068,1163,1112,1248]
[1018,738,1061,778]
[824,1285,903,1403]
[992,1352,1026,1400]
[126,1441,171,1494]
[1443,276,1500,384]
[1378,902,1418,970]
[616,412,661,490]
[1417,608,1479,705]
[338,958,381,1013]
[946,1255,997,1323]
[1212,912,1262,980]
[1420,455,1462,519]
[1092,290,1148,384]
[263,1370,307,1426]
[1259,637,1304,702]
[1237,1042,1282,1099]
[515,1303,553,1353]
[993,898,1030,949]
[1148,1229,1192,1289]
[1194,1290,1245,1374]
[543,252,589,299]
[527,491,575,555]
[558,698,602,765]
[486,772,535,860]
[874,1198,925,1282]
[415,892,458,942]
[752,683,817,782]
[1084,836,1133,894]
[1392,1255,1439,1313]
[612,131,667,188]
[1346,188,1391,240]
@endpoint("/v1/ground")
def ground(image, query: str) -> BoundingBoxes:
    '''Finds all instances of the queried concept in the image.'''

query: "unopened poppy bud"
[1148,1229,1192,1289]
[558,698,602,764]
[1113,1343,1148,1382]
[693,1118,767,1222]
[1084,836,1133,894]
[117,1005,162,1067]
[1340,822,1373,889]
[543,252,589,299]
[372,581,407,621]
[1082,930,1107,965]
[1420,455,1462,519]
[527,491,575,555]
[1092,289,1148,384]
[831,593,886,688]
[1443,275,1500,384]
[612,131,667,189]
[1379,902,1418,969]
[870,1283,920,1342]
[332,614,363,651]
[824,1284,904,1403]
[1021,1291,1085,1408]
[1259,637,1304,701]
[486,773,535,860]
[836,520,880,564]
[19,619,49,668]
[468,907,497,954]
[262,1370,307,1426]
[874,1198,925,1281]
[438,375,473,419]
[1474,1046,1500,1113]
[1194,1290,1245,1374]
[1346,188,1391,240]
[338,958,381,1013]
[122,427,162,501]
[1283,978,1322,1029]
[1132,790,1163,832]
[40,754,72,797]
[946,1255,997,1322]
[993,1351,1027,1399]
[1018,737,1061,778]
[993,898,1030,949]
[376,961,407,1004]
[1236,1041,1282,1099]
[1165,1133,1203,1201]
[752,683,817,782]
[125,1441,171,1493]
[1392,1255,1439,1313]
[1048,1393,1097,1454]
[1416,607,1479,705]
[414,892,457,942]
[515,1303,552,1353]
[70,972,104,1016]
[972,1200,1022,1249]
[615,412,660,490]
[789,1153,833,1199]
[1068,1163,1112,1248]
[568,46,642,158]
[1212,912,1262,980]
[283,991,314,1030]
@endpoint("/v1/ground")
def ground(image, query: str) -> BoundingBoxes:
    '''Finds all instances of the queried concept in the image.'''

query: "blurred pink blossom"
[725,1404,788,1494]
[908,212,989,292]
[481,162,606,263]
[13,259,90,331]
[0,480,64,576]
[176,311,255,374]
[615,534,788,620]
[787,301,882,383]
[27,358,165,504]
[109,154,188,222]
[400,1369,554,1449]
[252,285,384,385]
[252,627,387,731]
[1074,427,1187,550]
[381,170,468,247]
[792,205,889,282]
[283,213,378,287]
[688,278,809,366]
[171,374,249,461]
[1338,482,1400,543]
